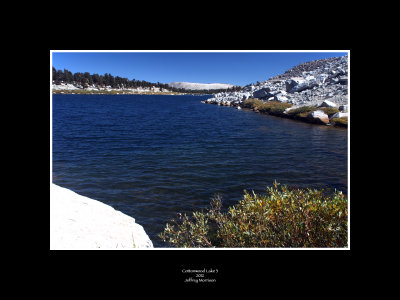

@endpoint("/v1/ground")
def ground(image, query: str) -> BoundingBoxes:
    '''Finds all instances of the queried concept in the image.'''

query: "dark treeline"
[52,67,242,94]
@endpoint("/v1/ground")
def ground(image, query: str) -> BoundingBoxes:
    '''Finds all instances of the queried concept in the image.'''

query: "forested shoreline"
[52,67,242,94]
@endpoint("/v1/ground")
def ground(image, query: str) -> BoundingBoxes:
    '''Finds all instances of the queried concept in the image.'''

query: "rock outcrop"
[50,184,153,249]
[204,55,348,111]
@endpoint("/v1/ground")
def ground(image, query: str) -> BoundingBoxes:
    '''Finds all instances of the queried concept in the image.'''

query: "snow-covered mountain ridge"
[168,82,235,90]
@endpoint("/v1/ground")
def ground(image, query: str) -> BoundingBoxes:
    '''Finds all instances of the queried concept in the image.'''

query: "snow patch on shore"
[50,184,153,249]
[52,83,171,93]
[52,83,80,90]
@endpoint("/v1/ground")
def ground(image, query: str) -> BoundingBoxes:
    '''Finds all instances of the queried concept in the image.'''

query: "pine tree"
[92,73,100,86]
[64,69,73,83]
[52,67,57,82]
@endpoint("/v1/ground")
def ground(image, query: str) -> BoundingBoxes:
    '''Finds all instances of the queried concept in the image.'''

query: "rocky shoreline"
[202,55,348,127]
[203,98,348,127]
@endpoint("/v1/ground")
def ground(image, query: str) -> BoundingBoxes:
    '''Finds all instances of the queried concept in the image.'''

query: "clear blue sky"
[52,51,348,86]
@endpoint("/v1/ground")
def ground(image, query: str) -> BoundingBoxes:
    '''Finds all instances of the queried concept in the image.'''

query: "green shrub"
[159,182,348,248]
[331,117,348,127]
[242,98,264,109]
[257,101,292,115]
[321,107,340,117]
[287,106,317,118]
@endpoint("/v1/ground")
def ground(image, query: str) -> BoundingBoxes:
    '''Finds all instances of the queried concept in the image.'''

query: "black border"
[47,46,358,290]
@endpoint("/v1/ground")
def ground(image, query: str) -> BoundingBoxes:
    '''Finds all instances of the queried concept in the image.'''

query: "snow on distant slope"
[168,82,234,90]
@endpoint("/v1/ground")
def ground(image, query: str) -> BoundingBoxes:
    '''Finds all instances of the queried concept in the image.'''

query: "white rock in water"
[310,110,330,124]
[311,110,328,118]
[50,184,153,249]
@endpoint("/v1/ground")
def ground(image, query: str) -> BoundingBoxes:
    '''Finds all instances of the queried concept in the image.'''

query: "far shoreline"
[52,89,209,96]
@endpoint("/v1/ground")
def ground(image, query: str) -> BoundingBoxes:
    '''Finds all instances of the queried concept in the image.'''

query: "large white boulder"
[50,184,153,249]
[319,100,337,108]
[253,88,272,99]
[285,77,318,93]
[285,77,306,92]
[274,93,289,102]
[310,110,330,124]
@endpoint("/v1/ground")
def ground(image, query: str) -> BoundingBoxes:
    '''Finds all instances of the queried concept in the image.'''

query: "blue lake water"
[52,94,348,247]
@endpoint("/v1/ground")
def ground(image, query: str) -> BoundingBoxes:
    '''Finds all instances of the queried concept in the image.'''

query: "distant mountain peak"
[168,82,235,90]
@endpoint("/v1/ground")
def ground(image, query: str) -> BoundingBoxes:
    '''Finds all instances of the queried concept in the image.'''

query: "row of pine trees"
[52,67,242,94]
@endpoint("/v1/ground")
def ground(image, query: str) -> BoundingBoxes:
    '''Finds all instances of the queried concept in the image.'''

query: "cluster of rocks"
[306,102,349,125]
[204,55,348,111]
